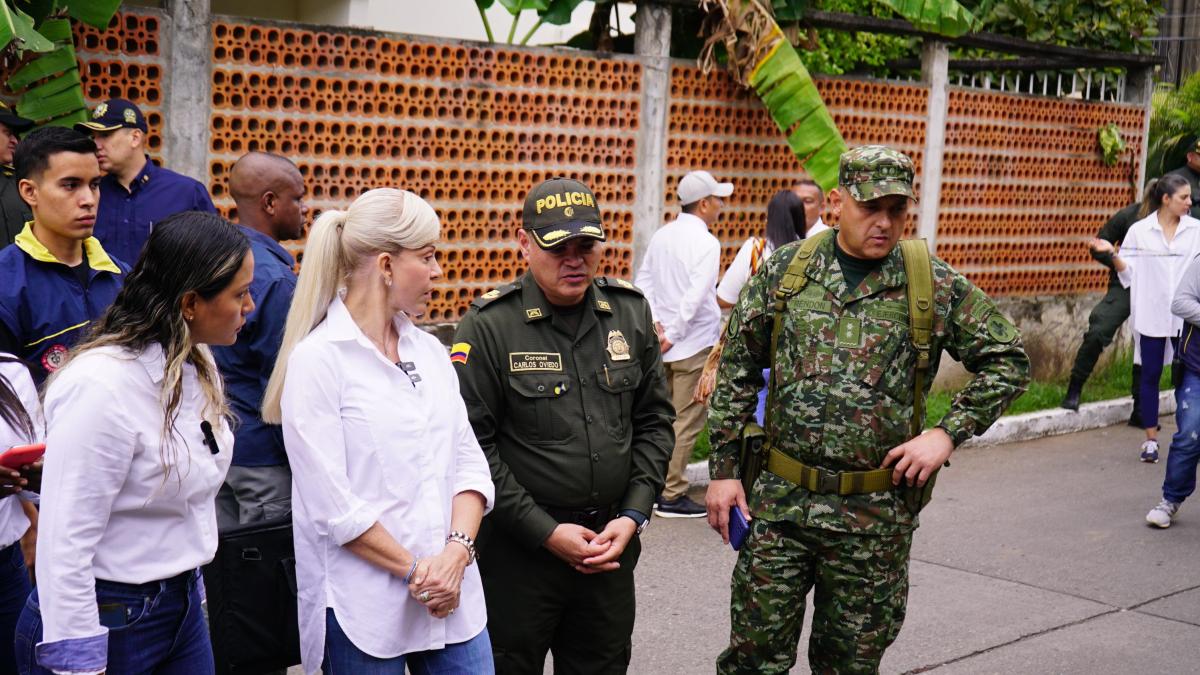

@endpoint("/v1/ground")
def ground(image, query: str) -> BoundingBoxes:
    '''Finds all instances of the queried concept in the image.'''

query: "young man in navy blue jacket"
[0,127,127,384]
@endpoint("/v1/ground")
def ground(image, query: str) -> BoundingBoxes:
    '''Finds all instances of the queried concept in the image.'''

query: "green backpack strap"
[765,230,833,439]
[898,239,934,438]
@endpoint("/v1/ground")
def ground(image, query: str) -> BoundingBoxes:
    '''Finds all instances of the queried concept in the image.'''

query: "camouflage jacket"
[708,234,1030,535]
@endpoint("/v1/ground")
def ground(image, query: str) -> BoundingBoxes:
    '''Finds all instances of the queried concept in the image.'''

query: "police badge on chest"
[606,330,631,361]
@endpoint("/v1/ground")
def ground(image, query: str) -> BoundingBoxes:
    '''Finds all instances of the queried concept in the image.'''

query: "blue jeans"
[14,569,212,675]
[323,608,494,674]
[0,542,31,675]
[1165,368,1200,504]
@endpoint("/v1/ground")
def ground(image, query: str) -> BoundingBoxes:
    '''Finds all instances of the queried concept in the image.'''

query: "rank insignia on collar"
[481,289,500,300]
[606,330,631,361]
[526,308,544,319]
[596,300,611,311]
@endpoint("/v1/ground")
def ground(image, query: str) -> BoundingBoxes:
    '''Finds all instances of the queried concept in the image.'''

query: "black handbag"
[203,514,301,674]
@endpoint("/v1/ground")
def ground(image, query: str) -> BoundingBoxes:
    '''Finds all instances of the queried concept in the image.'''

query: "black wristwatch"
[619,509,649,535]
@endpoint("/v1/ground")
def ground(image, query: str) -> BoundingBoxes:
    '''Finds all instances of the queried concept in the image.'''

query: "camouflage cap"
[838,145,917,202]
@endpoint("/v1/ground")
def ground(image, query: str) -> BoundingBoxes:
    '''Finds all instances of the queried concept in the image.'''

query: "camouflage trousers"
[716,518,912,675]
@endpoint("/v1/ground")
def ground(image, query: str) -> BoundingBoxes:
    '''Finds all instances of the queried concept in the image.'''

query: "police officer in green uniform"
[706,146,1030,674]
[452,178,675,674]
[0,102,33,247]
[1061,199,1142,416]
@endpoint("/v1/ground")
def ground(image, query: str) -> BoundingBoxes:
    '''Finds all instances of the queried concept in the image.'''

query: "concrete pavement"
[629,420,1200,674]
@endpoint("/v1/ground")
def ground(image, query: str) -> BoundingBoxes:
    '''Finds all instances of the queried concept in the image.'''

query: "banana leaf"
[66,0,121,29]
[0,2,54,53]
[7,44,74,90]
[17,81,84,121]
[700,0,846,191]
[37,16,70,42]
[19,65,78,101]
[877,0,976,38]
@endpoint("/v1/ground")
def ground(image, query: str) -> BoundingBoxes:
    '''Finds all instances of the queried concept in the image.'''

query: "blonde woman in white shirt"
[1093,173,1200,462]
[0,354,42,675]
[261,188,495,674]
[16,212,252,675]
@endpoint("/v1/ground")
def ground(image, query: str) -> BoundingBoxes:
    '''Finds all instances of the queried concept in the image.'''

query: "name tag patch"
[509,352,563,372]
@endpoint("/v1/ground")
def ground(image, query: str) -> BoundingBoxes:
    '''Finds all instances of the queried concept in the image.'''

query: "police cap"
[74,98,148,134]
[522,177,606,250]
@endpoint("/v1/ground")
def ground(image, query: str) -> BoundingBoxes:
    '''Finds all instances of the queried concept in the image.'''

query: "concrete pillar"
[917,40,949,254]
[1127,65,1155,194]
[631,1,671,274]
[163,0,212,183]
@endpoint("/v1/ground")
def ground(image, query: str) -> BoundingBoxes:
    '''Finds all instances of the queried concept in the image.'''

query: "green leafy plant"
[1097,122,1126,167]
[474,0,585,45]
[1145,72,1200,183]
[3,1,122,127]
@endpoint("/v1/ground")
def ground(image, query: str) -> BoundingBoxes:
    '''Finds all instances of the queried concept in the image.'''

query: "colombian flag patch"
[450,342,471,364]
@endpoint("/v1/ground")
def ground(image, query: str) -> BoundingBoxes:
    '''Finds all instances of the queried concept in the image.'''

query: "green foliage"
[793,0,917,76]
[1145,72,1200,183]
[765,0,1160,76]
[970,0,1161,55]
[750,37,846,190]
[2,3,121,127]
[1097,122,1126,167]
[474,0,585,44]
[877,0,976,37]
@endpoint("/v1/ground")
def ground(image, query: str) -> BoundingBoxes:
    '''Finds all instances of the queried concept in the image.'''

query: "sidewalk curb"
[684,390,1176,488]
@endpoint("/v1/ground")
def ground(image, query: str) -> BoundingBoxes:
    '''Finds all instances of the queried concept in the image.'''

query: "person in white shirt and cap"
[635,170,733,517]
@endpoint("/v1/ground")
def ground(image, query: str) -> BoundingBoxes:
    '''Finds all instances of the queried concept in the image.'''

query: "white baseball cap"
[677,170,734,206]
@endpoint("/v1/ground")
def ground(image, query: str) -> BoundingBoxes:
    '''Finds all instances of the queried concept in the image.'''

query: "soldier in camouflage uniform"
[705,146,1030,674]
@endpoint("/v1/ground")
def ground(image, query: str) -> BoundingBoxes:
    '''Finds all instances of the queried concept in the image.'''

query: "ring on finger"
[419,590,431,602]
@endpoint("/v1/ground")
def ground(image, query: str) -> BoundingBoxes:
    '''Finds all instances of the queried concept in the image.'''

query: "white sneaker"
[1140,440,1160,463]
[1146,500,1179,528]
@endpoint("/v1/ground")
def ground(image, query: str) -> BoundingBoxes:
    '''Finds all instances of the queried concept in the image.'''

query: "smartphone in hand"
[729,506,750,551]
[0,444,44,471]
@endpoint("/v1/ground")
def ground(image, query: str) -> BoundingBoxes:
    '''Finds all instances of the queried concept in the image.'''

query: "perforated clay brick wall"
[667,64,927,273]
[209,18,640,322]
[939,89,1143,297]
[73,8,166,164]
[71,12,1145,320]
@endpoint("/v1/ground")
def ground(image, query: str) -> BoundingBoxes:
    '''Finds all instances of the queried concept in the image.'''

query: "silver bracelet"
[446,530,477,565]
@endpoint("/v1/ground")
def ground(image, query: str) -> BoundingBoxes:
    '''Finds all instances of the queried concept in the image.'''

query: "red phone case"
[0,443,45,470]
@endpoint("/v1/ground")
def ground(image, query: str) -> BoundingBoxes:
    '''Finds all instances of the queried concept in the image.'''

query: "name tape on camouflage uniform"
[509,352,563,372]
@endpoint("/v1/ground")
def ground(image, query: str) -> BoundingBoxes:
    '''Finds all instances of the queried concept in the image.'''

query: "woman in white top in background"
[0,354,41,675]
[16,211,252,675]
[716,189,808,310]
[1093,173,1200,463]
[696,190,808,421]
[261,188,495,675]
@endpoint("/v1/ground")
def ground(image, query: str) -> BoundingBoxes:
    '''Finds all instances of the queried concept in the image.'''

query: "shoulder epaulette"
[470,280,521,310]
[595,276,643,295]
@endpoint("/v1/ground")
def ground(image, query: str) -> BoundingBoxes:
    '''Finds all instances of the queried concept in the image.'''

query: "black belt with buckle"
[541,504,617,531]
